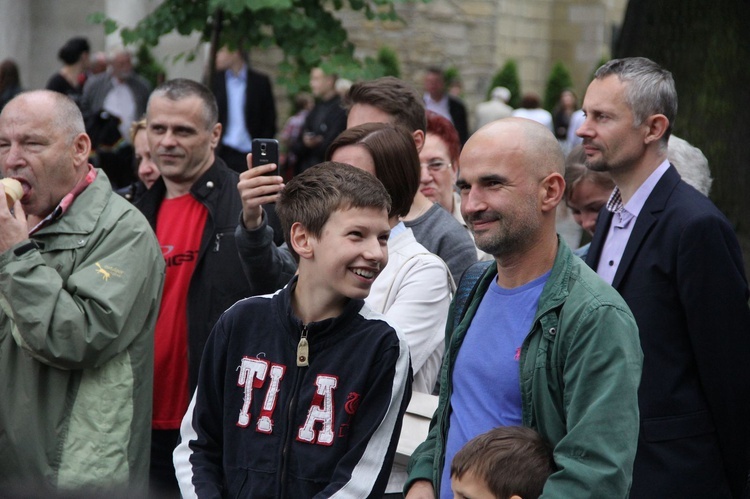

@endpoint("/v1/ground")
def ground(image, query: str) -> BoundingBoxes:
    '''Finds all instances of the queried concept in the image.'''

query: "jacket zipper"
[213,232,223,252]
[278,324,309,497]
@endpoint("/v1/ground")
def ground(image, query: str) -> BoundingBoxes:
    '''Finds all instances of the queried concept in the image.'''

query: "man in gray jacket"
[81,49,151,189]
[0,90,164,494]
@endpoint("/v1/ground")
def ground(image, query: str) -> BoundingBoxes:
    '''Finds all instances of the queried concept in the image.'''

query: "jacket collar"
[534,238,574,319]
[584,209,612,269]
[611,165,680,288]
[585,164,681,288]
[136,156,231,226]
[189,157,231,200]
[275,276,366,346]
[474,237,574,323]
[32,168,112,237]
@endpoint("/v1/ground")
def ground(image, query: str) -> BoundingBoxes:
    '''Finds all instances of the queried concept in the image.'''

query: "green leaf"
[87,12,121,34]
[103,19,119,35]
[86,12,108,25]
[99,0,432,95]
[210,0,292,12]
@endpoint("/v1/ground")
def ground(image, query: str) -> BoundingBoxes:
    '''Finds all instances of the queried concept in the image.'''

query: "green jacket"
[406,240,643,497]
[0,170,164,492]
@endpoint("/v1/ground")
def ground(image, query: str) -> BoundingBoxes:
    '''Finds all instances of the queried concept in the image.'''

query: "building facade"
[0,0,626,125]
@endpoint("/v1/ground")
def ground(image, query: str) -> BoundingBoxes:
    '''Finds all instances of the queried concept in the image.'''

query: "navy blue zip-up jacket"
[174,278,412,498]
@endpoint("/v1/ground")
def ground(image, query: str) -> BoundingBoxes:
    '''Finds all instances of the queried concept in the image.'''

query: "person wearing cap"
[474,86,513,132]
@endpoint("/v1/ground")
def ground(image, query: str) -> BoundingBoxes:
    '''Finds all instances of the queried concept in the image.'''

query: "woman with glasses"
[420,111,491,260]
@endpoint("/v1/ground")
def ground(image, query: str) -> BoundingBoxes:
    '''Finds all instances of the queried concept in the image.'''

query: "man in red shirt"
[135,79,262,497]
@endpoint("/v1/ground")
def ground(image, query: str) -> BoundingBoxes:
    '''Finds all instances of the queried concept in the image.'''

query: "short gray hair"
[50,92,85,142]
[595,57,677,143]
[6,90,85,143]
[668,135,712,196]
[148,78,219,130]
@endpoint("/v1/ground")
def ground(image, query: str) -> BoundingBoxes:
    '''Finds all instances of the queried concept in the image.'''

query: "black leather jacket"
[137,158,252,391]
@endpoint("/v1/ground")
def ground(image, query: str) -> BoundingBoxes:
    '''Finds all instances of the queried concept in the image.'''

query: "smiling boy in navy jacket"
[174,162,412,498]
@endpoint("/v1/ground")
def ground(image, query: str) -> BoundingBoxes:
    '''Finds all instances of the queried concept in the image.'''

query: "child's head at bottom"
[276,161,392,303]
[450,426,555,499]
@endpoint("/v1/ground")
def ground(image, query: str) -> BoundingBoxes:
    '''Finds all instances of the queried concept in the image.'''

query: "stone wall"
[335,0,627,130]
[0,1,32,87]
[0,0,206,91]
[0,0,627,127]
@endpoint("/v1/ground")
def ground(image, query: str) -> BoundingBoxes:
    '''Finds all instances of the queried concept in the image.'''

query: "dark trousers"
[218,144,251,174]
[150,428,181,498]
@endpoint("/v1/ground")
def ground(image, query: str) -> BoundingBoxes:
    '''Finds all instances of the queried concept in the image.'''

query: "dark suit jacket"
[586,165,750,498]
[213,67,277,145]
[448,96,469,145]
[289,94,347,174]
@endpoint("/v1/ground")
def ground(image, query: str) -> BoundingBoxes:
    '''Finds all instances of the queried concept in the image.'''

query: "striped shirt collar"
[606,159,671,217]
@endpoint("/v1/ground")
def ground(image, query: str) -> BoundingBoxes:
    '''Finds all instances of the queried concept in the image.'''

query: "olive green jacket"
[0,170,164,492]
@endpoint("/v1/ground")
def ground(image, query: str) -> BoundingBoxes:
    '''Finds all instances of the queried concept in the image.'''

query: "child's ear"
[289,222,315,260]
[509,495,523,499]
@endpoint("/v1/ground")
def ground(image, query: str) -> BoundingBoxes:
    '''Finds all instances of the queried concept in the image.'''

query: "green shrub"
[488,59,521,108]
[544,61,573,111]
[134,44,166,89]
[443,66,460,85]
[376,46,401,78]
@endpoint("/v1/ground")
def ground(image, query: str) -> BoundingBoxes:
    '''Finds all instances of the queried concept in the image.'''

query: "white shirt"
[367,223,451,393]
[424,93,452,123]
[103,80,136,143]
[222,66,253,153]
[596,159,671,284]
[367,222,452,493]
[512,107,554,132]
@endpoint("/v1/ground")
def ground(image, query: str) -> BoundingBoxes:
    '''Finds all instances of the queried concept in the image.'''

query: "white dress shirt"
[222,66,253,153]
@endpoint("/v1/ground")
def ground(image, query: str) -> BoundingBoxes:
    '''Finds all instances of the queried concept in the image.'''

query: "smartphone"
[251,138,280,175]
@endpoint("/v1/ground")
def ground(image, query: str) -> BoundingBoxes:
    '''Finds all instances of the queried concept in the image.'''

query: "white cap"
[491,86,511,103]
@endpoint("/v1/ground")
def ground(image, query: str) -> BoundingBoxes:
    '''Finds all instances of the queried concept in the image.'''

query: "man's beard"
[469,200,539,258]
[585,155,611,172]
[583,142,611,172]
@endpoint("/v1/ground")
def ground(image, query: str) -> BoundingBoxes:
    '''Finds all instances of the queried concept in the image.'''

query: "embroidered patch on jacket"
[95,262,124,281]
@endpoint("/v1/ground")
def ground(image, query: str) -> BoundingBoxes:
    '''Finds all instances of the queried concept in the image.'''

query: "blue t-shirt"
[440,271,550,499]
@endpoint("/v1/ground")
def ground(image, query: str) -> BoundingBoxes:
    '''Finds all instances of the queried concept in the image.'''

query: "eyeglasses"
[420,160,452,173]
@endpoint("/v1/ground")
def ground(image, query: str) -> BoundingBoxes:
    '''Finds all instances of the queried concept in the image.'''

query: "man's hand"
[0,185,28,253]
[237,153,284,230]
[405,480,436,499]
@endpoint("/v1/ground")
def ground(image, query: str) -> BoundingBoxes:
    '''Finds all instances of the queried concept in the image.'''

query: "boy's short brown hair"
[276,161,391,261]
[451,426,555,499]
